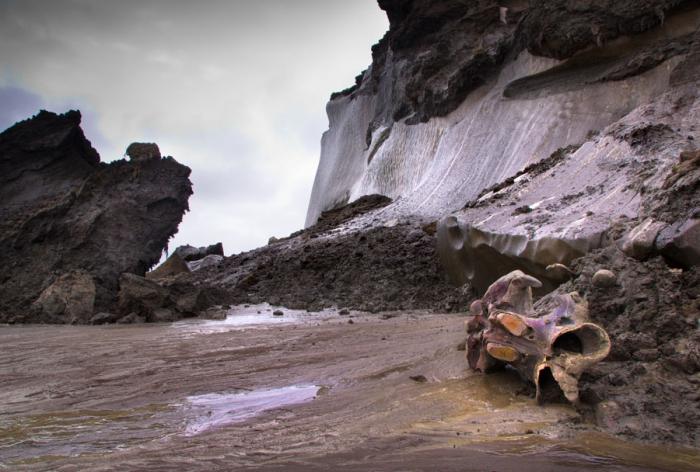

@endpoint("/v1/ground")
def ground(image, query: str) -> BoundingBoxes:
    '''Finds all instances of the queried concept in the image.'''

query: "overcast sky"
[0,0,387,256]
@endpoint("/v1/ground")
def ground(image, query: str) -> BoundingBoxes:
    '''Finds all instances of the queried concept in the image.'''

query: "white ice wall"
[305,51,678,227]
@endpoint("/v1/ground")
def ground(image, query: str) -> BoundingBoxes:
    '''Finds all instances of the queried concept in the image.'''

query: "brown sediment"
[1,307,698,471]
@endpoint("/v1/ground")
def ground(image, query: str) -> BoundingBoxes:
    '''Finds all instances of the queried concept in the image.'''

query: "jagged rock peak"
[0,110,193,324]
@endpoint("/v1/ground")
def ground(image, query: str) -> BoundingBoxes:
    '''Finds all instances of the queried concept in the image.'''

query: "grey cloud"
[0,0,388,255]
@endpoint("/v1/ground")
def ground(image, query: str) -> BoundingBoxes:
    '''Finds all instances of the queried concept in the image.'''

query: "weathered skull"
[467,271,610,404]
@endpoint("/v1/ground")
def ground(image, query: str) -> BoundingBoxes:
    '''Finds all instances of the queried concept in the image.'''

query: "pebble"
[272,310,284,316]
[592,269,617,288]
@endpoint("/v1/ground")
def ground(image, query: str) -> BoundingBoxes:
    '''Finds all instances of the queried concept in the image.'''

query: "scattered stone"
[116,312,146,324]
[348,319,354,324]
[338,308,350,316]
[32,271,96,324]
[621,218,666,260]
[545,263,574,282]
[187,254,224,272]
[200,306,228,320]
[117,273,168,320]
[90,312,119,325]
[125,142,161,161]
[592,269,617,288]
[151,308,177,323]
[273,309,284,317]
[409,375,428,383]
[656,218,700,268]
[174,243,224,262]
[146,253,190,280]
[174,288,208,314]
[268,236,279,245]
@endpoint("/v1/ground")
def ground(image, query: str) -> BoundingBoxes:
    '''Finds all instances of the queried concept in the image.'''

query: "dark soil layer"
[550,246,700,445]
[335,0,694,127]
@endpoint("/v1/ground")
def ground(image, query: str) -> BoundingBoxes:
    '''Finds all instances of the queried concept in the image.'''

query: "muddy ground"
[1,307,698,471]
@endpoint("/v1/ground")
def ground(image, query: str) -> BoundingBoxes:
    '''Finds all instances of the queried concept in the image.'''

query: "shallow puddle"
[184,385,320,435]
[173,303,328,334]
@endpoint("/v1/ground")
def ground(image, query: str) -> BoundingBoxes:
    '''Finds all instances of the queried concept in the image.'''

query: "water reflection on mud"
[172,303,330,334]
[184,385,320,435]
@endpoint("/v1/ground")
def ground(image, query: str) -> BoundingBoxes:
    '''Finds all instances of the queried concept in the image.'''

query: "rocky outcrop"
[146,253,191,280]
[187,254,223,272]
[31,270,96,324]
[126,142,161,161]
[174,242,224,262]
[0,110,193,323]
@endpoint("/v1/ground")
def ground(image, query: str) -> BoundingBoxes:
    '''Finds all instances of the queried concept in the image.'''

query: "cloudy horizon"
[0,0,388,256]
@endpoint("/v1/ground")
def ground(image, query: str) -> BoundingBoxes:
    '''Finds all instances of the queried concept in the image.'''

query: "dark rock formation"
[174,242,224,261]
[0,110,192,323]
[520,0,689,60]
[336,0,694,126]
[126,142,161,161]
[146,253,191,280]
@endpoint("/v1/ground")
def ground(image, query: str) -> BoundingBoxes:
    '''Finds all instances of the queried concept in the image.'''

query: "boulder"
[592,269,617,288]
[621,219,667,260]
[151,308,177,323]
[175,289,209,314]
[117,273,169,320]
[174,242,224,262]
[656,218,700,268]
[187,254,223,272]
[125,142,161,161]
[146,253,190,280]
[90,312,120,325]
[32,271,96,324]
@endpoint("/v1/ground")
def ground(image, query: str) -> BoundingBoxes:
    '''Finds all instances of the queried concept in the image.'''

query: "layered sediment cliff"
[307,0,700,286]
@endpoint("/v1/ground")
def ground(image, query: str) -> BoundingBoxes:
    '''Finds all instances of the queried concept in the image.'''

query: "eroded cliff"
[0,110,193,323]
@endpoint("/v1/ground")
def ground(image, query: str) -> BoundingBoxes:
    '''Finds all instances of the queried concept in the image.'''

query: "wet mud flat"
[1,306,698,471]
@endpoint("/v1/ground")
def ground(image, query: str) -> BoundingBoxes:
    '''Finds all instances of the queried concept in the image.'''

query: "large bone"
[466,270,610,404]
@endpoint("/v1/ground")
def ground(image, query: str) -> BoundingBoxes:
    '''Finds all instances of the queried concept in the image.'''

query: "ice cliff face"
[306,0,699,228]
